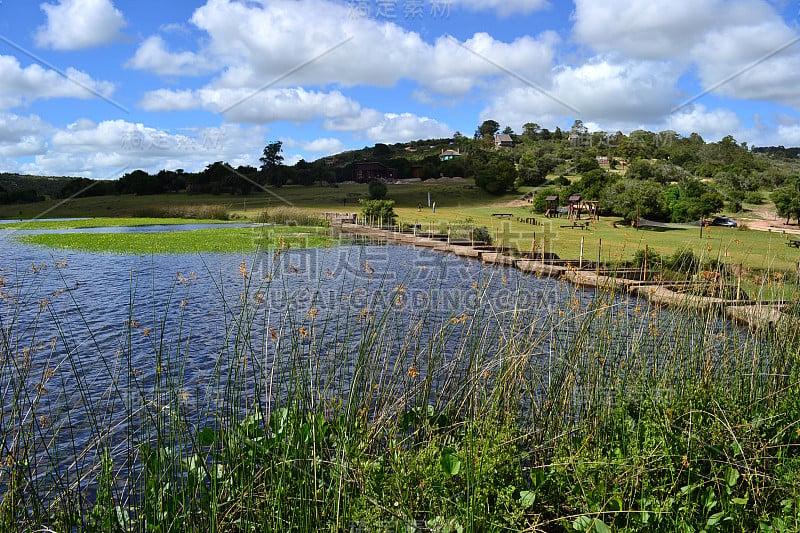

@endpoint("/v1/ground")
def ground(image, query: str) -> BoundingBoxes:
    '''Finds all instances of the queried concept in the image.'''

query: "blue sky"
[1,0,799,178]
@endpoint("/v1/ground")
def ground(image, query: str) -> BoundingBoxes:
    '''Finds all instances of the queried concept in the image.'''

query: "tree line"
[3,121,800,226]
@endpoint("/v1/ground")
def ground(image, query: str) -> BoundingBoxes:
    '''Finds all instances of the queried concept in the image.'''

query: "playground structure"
[544,196,559,218]
[566,195,599,221]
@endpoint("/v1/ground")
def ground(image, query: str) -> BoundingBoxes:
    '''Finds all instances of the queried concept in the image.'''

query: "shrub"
[472,225,492,244]
[744,191,764,204]
[666,247,700,273]
[359,199,396,225]
[368,181,388,200]
[632,247,661,269]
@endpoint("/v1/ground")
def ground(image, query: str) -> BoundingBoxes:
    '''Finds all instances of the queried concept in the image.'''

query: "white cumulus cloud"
[36,0,126,50]
[0,55,115,109]
[126,36,215,76]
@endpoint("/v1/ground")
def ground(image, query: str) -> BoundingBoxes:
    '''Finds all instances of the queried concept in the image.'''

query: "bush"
[368,181,388,200]
[727,199,742,213]
[744,191,764,205]
[359,199,396,225]
[632,247,661,269]
[666,247,700,273]
[472,226,492,244]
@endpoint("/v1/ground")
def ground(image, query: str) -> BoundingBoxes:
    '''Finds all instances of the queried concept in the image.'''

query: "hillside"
[2,121,800,224]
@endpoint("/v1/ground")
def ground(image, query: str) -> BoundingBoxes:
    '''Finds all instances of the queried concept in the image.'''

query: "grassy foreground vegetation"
[1,251,799,532]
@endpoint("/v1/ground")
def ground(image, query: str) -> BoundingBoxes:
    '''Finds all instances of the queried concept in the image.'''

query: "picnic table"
[786,239,800,248]
[491,213,513,219]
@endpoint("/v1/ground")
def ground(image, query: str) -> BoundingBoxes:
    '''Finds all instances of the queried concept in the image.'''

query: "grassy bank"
[12,225,333,254]
[0,217,233,230]
[1,251,798,531]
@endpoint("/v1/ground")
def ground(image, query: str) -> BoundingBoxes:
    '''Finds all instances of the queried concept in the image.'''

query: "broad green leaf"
[573,515,593,530]
[440,448,461,476]
[725,466,740,487]
[707,511,725,527]
[732,493,749,506]
[270,407,288,436]
[519,490,536,508]
[593,519,611,533]
[198,427,217,446]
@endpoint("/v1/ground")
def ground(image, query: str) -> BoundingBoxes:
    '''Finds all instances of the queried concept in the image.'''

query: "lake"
[0,227,757,499]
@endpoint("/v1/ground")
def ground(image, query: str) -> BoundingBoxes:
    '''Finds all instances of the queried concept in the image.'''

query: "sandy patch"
[737,205,800,234]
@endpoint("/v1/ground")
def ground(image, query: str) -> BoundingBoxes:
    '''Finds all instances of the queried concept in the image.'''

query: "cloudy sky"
[1,0,799,178]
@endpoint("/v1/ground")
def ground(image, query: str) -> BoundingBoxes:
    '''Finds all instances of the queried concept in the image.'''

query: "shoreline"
[337,221,788,331]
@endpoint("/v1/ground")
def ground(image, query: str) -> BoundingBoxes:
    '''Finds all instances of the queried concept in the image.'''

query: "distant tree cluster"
[2,123,799,220]
[0,186,43,205]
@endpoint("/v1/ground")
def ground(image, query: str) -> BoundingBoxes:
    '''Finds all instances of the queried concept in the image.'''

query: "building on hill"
[352,162,398,183]
[494,134,514,149]
[439,148,462,161]
[569,131,592,147]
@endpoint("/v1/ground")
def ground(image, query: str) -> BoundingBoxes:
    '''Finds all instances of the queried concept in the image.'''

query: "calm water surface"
[0,228,750,482]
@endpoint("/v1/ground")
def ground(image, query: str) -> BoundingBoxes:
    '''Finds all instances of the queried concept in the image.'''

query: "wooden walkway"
[335,221,787,331]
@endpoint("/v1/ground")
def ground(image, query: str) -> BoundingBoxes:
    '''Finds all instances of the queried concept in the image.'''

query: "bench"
[560,221,590,230]
[787,239,800,248]
[491,213,513,219]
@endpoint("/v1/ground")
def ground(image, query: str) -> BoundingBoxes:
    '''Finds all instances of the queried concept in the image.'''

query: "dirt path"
[738,204,800,235]
[500,198,800,234]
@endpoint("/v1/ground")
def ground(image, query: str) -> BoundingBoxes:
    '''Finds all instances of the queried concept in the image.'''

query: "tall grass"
[0,250,799,532]
[257,206,326,227]
[131,204,230,220]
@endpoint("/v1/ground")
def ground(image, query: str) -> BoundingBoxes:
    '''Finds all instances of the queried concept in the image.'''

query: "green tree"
[568,168,612,201]
[475,155,517,195]
[522,122,540,140]
[259,141,285,187]
[372,143,391,158]
[294,159,315,186]
[625,159,654,180]
[368,180,388,199]
[575,155,600,174]
[532,186,560,213]
[603,180,668,222]
[118,169,163,195]
[772,180,800,224]
[477,119,500,138]
[518,151,559,186]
